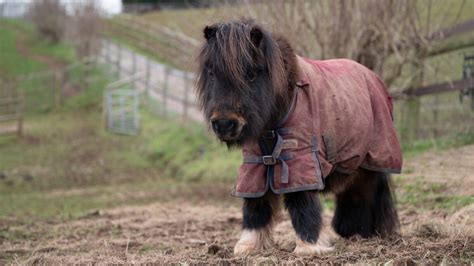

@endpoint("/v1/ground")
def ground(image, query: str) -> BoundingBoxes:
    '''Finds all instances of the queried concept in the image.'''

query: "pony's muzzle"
[212,118,237,136]
[210,112,247,141]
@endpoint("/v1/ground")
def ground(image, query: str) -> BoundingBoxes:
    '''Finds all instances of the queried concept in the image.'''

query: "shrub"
[28,0,67,43]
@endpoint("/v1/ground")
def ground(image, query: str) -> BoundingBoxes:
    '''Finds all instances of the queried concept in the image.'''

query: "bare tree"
[239,0,466,88]
[28,0,67,43]
[69,0,103,60]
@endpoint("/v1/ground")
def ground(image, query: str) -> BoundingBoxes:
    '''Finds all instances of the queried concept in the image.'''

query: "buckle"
[262,155,276,165]
[263,130,275,139]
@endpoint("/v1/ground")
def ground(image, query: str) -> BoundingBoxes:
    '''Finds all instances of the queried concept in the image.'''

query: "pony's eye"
[247,70,258,82]
[208,69,215,79]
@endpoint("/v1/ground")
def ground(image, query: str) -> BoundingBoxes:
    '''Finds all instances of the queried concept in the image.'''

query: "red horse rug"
[233,57,403,198]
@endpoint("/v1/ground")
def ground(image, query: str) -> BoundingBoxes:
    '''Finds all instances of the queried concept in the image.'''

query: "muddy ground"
[1,145,474,264]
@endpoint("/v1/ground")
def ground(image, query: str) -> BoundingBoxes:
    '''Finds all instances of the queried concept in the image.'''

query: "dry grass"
[1,144,474,264]
[1,201,472,264]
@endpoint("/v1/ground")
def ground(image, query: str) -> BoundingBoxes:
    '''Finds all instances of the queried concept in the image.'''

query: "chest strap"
[242,130,292,183]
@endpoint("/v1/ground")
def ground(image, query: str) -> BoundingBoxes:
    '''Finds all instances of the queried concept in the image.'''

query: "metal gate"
[105,88,140,135]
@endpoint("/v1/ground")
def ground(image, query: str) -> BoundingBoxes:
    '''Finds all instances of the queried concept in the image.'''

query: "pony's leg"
[234,191,280,255]
[284,191,334,256]
[332,169,399,238]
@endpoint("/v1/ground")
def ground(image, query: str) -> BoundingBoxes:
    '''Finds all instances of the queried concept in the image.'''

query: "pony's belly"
[322,169,359,195]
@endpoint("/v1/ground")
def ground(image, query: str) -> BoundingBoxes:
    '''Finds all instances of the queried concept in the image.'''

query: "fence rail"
[393,77,474,99]
[98,39,202,122]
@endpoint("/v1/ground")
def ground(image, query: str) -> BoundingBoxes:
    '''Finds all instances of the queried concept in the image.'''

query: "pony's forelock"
[197,20,287,94]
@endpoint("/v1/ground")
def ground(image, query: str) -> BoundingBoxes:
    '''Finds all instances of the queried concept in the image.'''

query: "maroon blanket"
[233,57,403,198]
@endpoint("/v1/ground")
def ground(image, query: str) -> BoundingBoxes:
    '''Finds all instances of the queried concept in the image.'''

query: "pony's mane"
[196,19,300,131]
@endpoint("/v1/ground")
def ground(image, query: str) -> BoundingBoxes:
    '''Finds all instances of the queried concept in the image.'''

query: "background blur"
[0,0,473,264]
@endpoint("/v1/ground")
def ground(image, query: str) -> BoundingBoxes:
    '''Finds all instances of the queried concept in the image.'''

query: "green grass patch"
[147,114,240,182]
[63,66,111,110]
[29,38,76,63]
[0,18,79,115]
[402,132,474,159]
[0,178,179,221]
[0,18,76,77]
[0,25,43,77]
[395,177,474,211]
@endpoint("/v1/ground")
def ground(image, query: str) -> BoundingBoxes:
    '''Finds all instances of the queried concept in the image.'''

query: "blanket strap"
[243,133,291,184]
[322,133,337,164]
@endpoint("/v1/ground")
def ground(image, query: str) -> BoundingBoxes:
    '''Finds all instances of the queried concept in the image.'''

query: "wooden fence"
[393,77,474,99]
[0,81,23,136]
[0,58,100,137]
[99,39,201,122]
[20,58,97,112]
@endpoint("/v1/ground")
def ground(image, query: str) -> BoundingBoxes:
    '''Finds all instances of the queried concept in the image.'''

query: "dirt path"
[1,146,473,264]
[13,26,65,70]
[2,201,472,264]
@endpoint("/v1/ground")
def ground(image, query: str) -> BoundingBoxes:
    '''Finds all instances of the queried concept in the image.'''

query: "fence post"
[17,90,24,137]
[131,51,137,88]
[183,72,189,121]
[105,40,110,64]
[145,59,151,107]
[163,67,169,117]
[102,90,108,130]
[82,59,91,89]
[401,60,424,147]
[432,95,439,138]
[116,44,122,79]
[401,97,420,146]
[132,51,137,75]
[54,71,62,110]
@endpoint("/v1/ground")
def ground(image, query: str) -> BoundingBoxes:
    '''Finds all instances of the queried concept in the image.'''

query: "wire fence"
[0,58,101,136]
[98,39,202,123]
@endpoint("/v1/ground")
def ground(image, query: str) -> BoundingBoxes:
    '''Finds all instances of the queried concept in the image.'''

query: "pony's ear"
[204,25,217,40]
[250,27,263,47]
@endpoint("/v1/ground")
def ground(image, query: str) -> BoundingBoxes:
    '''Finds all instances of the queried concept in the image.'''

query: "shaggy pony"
[196,19,399,256]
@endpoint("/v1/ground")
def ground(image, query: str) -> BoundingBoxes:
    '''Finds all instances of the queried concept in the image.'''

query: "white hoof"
[234,229,273,255]
[293,238,334,256]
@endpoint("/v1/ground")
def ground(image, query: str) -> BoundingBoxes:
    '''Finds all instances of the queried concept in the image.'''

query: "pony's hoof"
[233,229,273,255]
[293,239,334,256]
[234,240,257,255]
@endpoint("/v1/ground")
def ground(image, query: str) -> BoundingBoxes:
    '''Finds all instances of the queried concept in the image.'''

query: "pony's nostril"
[212,119,237,134]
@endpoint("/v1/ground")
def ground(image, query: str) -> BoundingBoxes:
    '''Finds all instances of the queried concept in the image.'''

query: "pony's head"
[196,19,298,145]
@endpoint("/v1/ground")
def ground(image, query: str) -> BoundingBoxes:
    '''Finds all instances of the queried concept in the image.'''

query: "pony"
[196,19,401,256]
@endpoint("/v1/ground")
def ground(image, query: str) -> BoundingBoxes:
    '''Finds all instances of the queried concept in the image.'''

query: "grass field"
[0,19,75,78]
